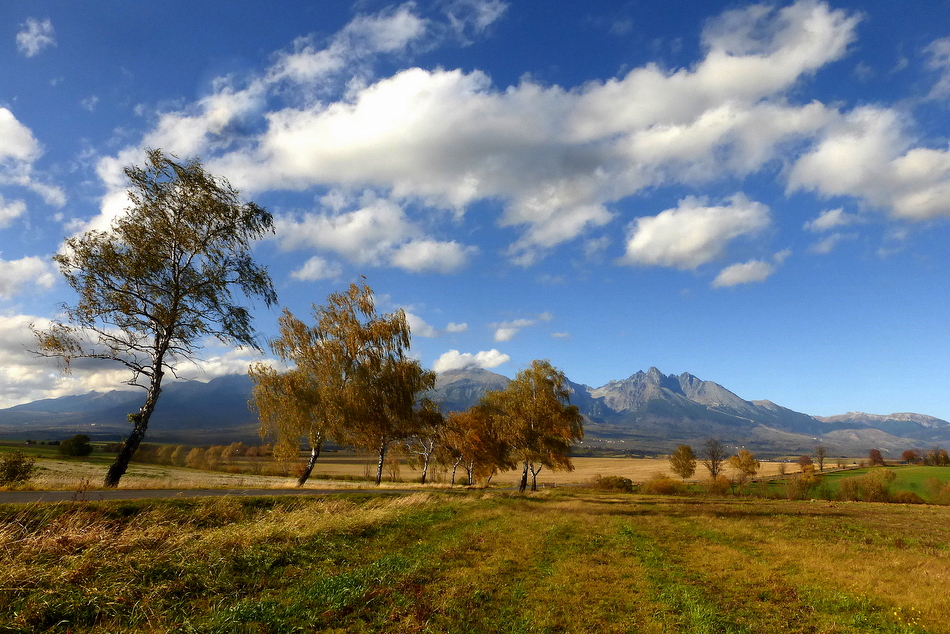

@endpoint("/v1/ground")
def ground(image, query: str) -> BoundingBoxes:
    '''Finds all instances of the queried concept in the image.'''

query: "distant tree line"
[129,442,281,474]
[901,447,950,466]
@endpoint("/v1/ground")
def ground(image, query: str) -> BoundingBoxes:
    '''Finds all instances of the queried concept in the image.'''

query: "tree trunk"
[519,461,529,493]
[466,459,475,486]
[420,454,430,484]
[375,442,388,485]
[296,442,322,487]
[450,456,462,486]
[529,463,543,491]
[105,369,163,487]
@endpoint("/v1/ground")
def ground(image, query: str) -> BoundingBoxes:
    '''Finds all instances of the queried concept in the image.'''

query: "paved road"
[0,487,416,504]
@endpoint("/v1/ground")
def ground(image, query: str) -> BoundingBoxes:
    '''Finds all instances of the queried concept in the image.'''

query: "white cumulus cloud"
[290,256,342,281]
[804,207,860,232]
[0,196,27,228]
[405,312,439,338]
[0,255,55,299]
[433,348,510,372]
[621,194,771,269]
[712,260,775,288]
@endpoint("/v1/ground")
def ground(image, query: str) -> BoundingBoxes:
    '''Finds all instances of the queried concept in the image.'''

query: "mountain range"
[2,367,948,457]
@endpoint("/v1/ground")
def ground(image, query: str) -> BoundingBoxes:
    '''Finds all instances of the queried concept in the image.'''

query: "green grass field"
[2,489,949,633]
[817,466,950,502]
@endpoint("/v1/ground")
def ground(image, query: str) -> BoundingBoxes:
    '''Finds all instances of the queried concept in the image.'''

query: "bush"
[924,478,950,505]
[703,475,730,496]
[592,474,635,493]
[890,490,925,504]
[786,467,822,500]
[58,434,93,457]
[837,469,896,502]
[642,473,689,495]
[0,450,36,485]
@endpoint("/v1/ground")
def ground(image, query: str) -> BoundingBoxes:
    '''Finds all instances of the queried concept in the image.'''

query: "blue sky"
[2,0,950,421]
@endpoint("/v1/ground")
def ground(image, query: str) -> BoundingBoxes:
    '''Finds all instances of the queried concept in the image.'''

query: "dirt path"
[0,487,424,504]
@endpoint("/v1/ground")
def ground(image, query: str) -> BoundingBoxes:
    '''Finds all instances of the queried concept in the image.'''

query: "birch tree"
[256,282,434,486]
[34,149,276,487]
[668,444,697,481]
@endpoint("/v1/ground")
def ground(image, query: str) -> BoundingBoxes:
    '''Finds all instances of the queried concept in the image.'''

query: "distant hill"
[3,367,949,456]
[0,374,260,444]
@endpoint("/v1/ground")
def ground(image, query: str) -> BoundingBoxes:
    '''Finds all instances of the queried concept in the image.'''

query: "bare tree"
[815,445,827,472]
[35,150,276,487]
[701,438,727,478]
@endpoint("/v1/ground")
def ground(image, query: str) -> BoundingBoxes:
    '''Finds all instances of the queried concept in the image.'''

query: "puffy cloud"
[0,108,41,162]
[0,196,26,228]
[391,239,476,273]
[99,0,950,269]
[445,322,468,333]
[804,207,859,232]
[0,314,131,408]
[712,259,775,288]
[290,256,342,281]
[0,314,272,408]
[433,348,509,372]
[405,312,439,338]
[198,0,858,265]
[789,107,950,221]
[621,194,770,269]
[0,255,55,299]
[16,18,56,57]
[274,193,475,274]
[0,107,65,208]
[274,194,475,274]
[275,196,416,265]
[266,3,427,86]
[492,317,539,342]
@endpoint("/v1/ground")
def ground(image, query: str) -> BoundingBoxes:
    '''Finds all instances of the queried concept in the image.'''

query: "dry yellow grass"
[14,452,846,491]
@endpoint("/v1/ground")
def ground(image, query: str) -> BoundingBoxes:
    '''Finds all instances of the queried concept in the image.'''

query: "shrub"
[641,472,689,495]
[786,466,822,500]
[924,478,950,505]
[890,490,925,504]
[836,469,896,502]
[703,475,730,496]
[0,450,36,485]
[592,474,635,493]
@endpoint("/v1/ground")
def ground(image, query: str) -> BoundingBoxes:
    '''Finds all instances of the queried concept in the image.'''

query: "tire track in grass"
[616,522,750,634]
[661,504,932,634]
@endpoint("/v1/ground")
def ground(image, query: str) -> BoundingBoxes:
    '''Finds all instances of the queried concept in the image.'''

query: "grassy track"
[1,490,948,633]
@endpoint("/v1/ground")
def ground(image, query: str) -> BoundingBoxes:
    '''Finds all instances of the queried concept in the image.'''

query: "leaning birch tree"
[255,282,434,486]
[34,149,276,487]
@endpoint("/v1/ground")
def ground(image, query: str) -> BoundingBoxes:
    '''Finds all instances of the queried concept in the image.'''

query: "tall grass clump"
[591,474,635,493]
[641,472,689,495]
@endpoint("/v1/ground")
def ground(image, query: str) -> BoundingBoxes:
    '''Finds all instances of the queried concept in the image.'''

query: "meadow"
[1,489,949,633]
[0,441,834,491]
